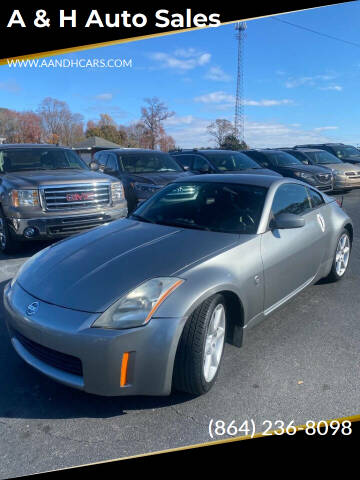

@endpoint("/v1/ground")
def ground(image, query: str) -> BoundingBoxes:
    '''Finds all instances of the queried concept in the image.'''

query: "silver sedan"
[4,175,353,396]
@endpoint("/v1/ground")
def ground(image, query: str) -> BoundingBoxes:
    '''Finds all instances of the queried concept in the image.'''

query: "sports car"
[4,175,353,396]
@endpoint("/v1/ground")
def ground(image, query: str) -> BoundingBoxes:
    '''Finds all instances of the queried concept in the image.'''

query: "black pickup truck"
[0,144,128,253]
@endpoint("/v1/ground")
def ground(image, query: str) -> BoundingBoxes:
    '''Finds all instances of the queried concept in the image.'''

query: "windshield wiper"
[157,220,210,231]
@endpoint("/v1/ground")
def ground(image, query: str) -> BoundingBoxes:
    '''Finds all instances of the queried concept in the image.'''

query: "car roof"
[107,148,169,154]
[295,143,345,147]
[171,149,245,155]
[0,143,65,149]
[173,173,287,188]
[293,148,329,153]
[246,149,286,154]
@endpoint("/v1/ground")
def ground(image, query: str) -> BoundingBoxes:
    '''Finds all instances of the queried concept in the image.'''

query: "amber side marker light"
[120,352,130,387]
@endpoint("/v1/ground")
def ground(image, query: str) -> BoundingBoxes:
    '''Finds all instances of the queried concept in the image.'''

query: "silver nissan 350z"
[4,174,353,396]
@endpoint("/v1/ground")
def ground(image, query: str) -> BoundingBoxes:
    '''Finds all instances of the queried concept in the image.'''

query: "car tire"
[326,229,351,282]
[0,212,20,254]
[173,294,227,395]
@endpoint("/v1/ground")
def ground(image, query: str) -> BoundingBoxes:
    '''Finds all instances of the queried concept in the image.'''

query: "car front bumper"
[333,175,360,190]
[6,206,128,240]
[4,282,186,396]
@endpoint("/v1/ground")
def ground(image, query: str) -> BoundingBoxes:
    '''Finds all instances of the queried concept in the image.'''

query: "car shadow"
[0,279,197,421]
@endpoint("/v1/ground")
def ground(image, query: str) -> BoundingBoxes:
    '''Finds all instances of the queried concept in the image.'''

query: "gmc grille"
[41,184,111,211]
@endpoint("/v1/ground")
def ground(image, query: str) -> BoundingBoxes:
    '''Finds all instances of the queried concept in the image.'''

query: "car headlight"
[111,182,125,203]
[92,277,184,330]
[293,172,316,183]
[11,189,39,207]
[134,183,159,194]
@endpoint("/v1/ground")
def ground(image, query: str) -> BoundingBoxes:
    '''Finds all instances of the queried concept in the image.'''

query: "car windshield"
[0,148,88,173]
[266,151,303,166]
[120,152,183,174]
[306,150,343,164]
[332,145,360,158]
[204,152,262,171]
[132,182,267,234]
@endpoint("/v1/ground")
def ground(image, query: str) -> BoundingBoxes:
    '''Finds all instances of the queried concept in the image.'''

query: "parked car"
[0,144,127,253]
[170,149,281,177]
[90,149,191,213]
[4,174,352,396]
[242,149,333,192]
[294,143,360,165]
[291,147,360,191]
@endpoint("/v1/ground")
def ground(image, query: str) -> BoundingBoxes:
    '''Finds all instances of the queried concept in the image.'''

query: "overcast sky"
[1,2,360,148]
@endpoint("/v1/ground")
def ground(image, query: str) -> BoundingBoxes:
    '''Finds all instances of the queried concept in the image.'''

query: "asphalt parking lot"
[1,190,359,478]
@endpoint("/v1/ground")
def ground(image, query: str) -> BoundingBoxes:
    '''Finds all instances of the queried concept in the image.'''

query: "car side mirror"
[89,161,99,171]
[182,165,190,171]
[303,160,309,165]
[271,213,305,230]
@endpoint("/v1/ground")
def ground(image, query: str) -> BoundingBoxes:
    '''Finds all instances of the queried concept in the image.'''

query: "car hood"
[17,219,242,313]
[339,156,360,164]
[221,168,282,177]
[3,169,115,188]
[129,171,191,185]
[279,164,330,175]
[325,163,360,173]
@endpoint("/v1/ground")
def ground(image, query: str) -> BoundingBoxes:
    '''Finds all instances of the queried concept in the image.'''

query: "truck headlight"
[11,189,39,207]
[92,277,184,330]
[111,182,125,203]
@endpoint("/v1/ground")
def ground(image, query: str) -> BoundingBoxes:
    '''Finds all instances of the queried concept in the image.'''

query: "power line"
[272,16,360,49]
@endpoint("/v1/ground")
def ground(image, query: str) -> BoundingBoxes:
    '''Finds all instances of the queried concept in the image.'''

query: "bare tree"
[207,119,235,148]
[38,97,84,145]
[141,97,174,149]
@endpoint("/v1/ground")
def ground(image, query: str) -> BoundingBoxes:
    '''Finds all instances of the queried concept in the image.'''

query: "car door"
[260,183,326,312]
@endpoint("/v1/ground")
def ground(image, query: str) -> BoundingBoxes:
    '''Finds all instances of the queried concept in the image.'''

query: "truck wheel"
[173,294,226,395]
[326,229,351,282]
[0,214,20,254]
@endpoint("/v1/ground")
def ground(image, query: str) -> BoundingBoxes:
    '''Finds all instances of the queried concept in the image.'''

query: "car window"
[0,148,88,172]
[64,150,88,169]
[285,150,308,162]
[107,154,118,171]
[272,184,311,216]
[120,153,182,173]
[306,150,342,165]
[307,188,324,209]
[243,151,269,167]
[204,152,260,171]
[193,155,209,171]
[134,182,268,234]
[97,153,108,167]
[174,155,193,169]
[267,152,302,166]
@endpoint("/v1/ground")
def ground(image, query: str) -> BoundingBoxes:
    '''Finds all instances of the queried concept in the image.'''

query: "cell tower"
[234,22,247,143]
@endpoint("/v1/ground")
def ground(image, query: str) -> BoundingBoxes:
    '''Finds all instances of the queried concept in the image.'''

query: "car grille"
[47,214,110,236]
[315,173,332,184]
[42,184,111,211]
[14,330,83,377]
[345,172,360,178]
